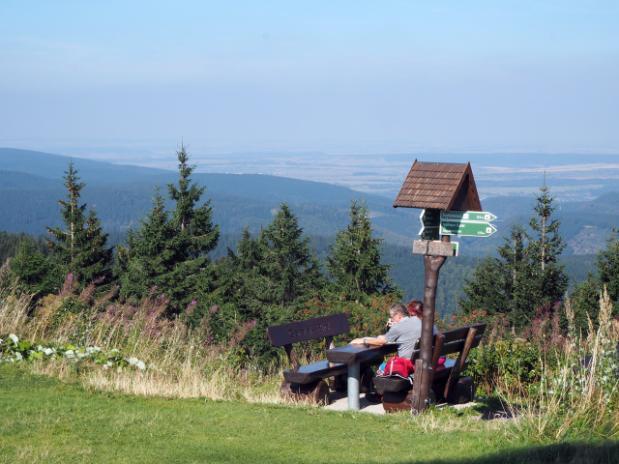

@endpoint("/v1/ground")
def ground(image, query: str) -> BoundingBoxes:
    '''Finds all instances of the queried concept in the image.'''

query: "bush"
[466,338,541,393]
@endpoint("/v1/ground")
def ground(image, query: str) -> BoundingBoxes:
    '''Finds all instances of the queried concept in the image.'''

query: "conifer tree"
[460,183,567,327]
[118,147,219,312]
[118,192,175,300]
[47,163,112,287]
[327,201,391,298]
[596,230,619,304]
[10,239,59,297]
[528,183,567,307]
[260,204,323,305]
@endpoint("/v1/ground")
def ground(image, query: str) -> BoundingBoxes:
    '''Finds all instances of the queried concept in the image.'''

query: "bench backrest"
[267,313,350,347]
[410,323,487,361]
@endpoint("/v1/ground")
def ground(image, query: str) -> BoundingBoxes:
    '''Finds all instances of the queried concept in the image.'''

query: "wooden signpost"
[393,160,495,413]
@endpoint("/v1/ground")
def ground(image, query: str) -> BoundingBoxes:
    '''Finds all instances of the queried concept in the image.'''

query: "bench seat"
[284,360,347,385]
[373,359,456,394]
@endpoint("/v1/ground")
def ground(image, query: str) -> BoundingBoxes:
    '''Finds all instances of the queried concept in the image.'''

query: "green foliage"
[569,231,619,332]
[47,163,113,288]
[460,185,568,327]
[569,276,601,333]
[9,239,59,297]
[117,147,219,313]
[0,333,147,370]
[465,338,542,391]
[206,206,326,368]
[597,230,619,304]
[327,201,393,299]
[260,204,324,306]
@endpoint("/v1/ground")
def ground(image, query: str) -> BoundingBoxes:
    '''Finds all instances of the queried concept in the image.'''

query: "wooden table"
[326,343,398,410]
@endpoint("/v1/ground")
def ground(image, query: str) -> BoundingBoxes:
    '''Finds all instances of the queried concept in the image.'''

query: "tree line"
[4,148,617,360]
[460,184,619,331]
[5,148,396,362]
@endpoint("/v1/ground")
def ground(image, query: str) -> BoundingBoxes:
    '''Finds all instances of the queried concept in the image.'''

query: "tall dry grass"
[506,289,619,442]
[0,280,281,403]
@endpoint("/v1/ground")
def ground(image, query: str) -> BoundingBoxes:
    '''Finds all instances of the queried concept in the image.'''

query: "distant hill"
[0,147,616,315]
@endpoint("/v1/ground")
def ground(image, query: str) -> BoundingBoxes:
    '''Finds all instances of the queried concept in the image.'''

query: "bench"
[267,313,350,405]
[373,323,486,412]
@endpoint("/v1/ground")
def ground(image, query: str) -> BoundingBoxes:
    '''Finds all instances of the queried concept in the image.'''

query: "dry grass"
[505,289,619,442]
[0,283,283,403]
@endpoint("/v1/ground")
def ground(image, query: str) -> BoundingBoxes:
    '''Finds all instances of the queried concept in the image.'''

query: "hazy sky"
[1,1,618,155]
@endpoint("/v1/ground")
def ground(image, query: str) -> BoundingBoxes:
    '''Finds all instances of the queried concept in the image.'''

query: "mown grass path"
[0,366,616,464]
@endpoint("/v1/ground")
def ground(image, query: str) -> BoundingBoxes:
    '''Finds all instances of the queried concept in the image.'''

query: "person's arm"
[350,335,386,346]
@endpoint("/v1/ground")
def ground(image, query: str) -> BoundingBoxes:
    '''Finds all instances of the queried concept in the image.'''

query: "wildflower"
[64,350,75,359]
[43,348,54,356]
[14,352,23,361]
[136,360,146,370]
[8,334,18,344]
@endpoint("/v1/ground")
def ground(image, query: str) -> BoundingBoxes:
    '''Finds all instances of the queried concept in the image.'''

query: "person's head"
[407,300,423,318]
[388,303,408,324]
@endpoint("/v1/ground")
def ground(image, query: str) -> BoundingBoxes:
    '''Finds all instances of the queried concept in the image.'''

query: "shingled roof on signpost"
[393,160,482,211]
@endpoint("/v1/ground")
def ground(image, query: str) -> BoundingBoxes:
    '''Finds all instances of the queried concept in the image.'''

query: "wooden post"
[411,236,448,414]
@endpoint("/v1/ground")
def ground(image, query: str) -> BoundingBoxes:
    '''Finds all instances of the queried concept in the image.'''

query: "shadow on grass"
[472,395,519,420]
[392,441,619,464]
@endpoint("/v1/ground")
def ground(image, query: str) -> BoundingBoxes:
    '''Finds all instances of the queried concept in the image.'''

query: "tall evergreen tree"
[118,147,219,312]
[327,201,392,298]
[528,183,567,307]
[460,183,567,327]
[117,192,175,300]
[260,204,323,306]
[47,163,112,287]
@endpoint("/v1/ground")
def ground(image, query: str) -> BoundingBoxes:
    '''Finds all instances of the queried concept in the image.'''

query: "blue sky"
[1,1,618,154]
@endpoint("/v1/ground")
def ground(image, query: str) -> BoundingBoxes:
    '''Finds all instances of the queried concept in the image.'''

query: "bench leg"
[347,362,361,411]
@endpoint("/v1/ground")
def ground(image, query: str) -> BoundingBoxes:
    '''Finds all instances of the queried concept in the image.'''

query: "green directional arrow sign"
[441,210,497,223]
[440,220,497,237]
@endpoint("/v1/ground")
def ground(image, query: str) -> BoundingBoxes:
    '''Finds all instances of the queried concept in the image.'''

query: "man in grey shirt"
[351,303,429,359]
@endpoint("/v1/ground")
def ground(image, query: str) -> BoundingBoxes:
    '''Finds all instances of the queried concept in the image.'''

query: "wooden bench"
[373,323,486,412]
[267,313,350,405]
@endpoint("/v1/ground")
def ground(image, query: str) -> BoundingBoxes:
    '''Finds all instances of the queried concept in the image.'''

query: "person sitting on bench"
[351,303,427,359]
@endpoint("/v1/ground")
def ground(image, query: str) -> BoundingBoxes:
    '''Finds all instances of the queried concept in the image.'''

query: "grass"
[1,366,618,464]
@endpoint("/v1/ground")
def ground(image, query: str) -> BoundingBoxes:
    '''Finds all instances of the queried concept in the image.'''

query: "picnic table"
[326,343,397,410]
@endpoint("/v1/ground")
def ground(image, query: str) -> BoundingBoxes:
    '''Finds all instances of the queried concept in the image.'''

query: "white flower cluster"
[125,356,146,371]
[1,334,150,372]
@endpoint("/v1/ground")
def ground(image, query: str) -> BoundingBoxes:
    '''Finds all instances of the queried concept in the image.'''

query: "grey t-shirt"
[385,317,436,359]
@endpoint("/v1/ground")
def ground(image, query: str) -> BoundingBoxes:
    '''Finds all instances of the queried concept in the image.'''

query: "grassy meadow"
[2,366,618,464]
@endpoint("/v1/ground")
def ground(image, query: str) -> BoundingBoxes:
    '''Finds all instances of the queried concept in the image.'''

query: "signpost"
[393,161,493,414]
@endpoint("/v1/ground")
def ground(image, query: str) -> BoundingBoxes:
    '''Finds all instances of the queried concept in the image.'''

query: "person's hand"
[350,338,366,344]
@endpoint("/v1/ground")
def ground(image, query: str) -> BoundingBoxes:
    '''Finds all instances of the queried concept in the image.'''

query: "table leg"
[347,361,361,410]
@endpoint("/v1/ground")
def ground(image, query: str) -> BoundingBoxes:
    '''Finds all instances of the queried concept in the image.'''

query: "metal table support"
[347,362,361,410]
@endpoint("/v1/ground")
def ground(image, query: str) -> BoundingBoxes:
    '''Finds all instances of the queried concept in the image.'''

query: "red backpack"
[381,356,414,377]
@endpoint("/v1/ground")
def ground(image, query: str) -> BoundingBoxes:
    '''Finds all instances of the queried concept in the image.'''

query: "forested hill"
[0,147,415,244]
[0,147,616,315]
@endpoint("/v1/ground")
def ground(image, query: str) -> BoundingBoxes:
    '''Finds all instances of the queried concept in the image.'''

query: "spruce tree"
[10,239,59,297]
[597,230,619,304]
[260,204,323,306]
[118,147,219,312]
[528,183,567,307]
[47,163,112,287]
[118,192,175,300]
[460,183,567,327]
[327,201,391,298]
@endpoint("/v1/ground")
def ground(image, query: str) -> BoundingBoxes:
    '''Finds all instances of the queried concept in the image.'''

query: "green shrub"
[465,338,541,392]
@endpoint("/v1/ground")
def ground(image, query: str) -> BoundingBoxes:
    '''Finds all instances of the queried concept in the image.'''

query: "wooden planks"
[393,160,482,211]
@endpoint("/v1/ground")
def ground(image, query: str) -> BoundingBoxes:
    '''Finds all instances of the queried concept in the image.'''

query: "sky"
[1,1,618,155]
